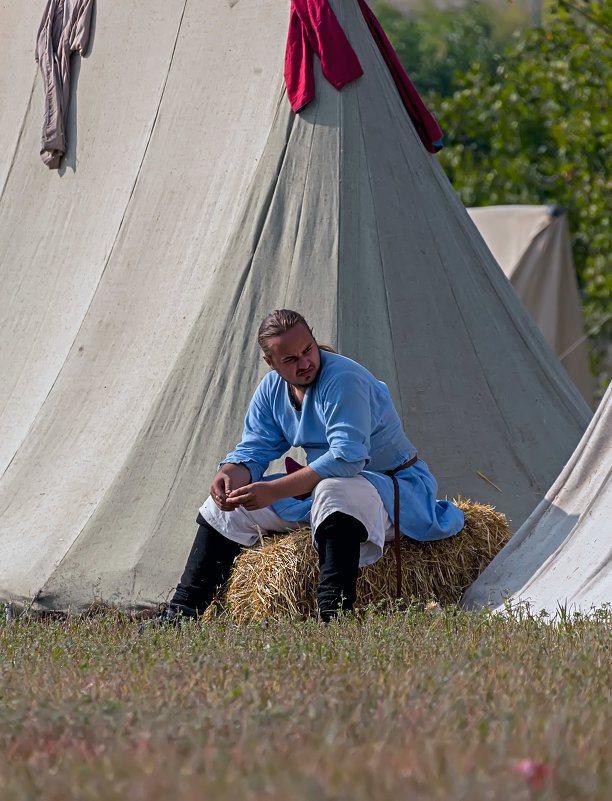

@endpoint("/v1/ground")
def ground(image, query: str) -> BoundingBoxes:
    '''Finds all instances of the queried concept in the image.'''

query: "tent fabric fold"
[462,381,612,614]
[0,0,591,610]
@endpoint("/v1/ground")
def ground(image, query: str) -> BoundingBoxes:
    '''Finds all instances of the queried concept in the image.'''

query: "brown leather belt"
[384,455,418,599]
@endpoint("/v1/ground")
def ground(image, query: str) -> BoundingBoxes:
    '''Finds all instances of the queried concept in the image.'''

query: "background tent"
[468,205,593,404]
[0,0,590,610]
[462,381,612,614]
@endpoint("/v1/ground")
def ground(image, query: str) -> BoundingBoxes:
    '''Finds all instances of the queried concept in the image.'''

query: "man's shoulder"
[319,351,378,387]
[253,368,281,399]
[320,350,373,375]
[252,369,292,414]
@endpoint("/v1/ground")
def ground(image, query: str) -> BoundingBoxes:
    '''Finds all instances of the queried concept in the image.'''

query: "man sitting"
[152,309,463,624]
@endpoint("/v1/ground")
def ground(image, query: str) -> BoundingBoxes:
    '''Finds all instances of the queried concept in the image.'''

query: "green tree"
[373,1,521,97]
[436,0,612,387]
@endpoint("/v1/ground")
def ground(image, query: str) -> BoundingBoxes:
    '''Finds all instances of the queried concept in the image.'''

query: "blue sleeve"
[308,370,371,478]
[220,388,289,483]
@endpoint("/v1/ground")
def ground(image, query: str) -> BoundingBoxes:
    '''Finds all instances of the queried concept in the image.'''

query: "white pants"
[200,475,395,567]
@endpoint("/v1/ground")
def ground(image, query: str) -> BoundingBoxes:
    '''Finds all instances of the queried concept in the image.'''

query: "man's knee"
[196,510,235,533]
[312,476,349,506]
[311,476,366,520]
[200,503,234,527]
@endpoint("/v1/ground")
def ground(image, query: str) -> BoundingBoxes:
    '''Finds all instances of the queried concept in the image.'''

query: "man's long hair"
[257,309,335,357]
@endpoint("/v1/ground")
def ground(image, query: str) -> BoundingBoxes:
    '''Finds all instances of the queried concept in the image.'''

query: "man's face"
[263,324,321,388]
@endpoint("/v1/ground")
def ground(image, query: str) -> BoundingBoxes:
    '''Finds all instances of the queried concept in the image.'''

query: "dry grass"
[1,604,610,801]
[225,499,509,624]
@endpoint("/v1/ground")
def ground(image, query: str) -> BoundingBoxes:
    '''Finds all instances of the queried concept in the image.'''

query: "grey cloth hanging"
[35,0,94,168]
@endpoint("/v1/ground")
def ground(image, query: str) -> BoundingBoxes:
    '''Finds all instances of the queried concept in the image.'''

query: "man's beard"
[292,365,320,390]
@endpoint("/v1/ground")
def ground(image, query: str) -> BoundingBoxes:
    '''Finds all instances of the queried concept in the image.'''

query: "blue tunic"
[221,351,464,541]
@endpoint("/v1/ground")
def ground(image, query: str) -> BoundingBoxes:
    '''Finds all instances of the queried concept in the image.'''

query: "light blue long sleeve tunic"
[221,351,464,541]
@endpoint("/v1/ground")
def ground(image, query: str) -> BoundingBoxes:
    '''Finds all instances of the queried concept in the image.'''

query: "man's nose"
[297,357,310,369]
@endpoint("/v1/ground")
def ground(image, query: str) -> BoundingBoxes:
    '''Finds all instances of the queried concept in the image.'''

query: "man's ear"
[262,354,273,369]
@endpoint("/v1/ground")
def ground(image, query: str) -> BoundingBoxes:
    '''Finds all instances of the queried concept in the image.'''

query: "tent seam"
[0,69,38,210]
[336,0,345,351]
[355,79,405,423]
[337,68,343,351]
[283,103,320,307]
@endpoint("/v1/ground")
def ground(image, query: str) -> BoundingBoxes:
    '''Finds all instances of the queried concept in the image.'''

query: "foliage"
[0,604,611,799]
[433,0,612,386]
[373,1,524,97]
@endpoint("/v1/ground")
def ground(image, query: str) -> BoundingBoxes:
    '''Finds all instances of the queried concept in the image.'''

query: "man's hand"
[225,466,322,511]
[210,463,251,511]
[225,482,280,511]
[213,464,321,512]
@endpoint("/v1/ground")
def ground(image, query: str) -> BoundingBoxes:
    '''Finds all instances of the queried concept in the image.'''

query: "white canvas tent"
[0,0,591,610]
[468,205,593,404]
[462,381,612,614]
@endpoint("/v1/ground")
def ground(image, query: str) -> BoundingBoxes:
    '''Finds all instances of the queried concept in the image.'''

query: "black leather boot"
[314,511,368,623]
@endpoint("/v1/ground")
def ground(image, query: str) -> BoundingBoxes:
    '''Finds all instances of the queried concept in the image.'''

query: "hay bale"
[225,499,510,624]
[224,527,318,624]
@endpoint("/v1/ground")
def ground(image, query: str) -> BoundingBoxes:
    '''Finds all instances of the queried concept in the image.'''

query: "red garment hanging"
[284,0,363,112]
[284,0,443,153]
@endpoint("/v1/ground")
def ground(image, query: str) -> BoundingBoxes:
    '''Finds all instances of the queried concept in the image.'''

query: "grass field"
[1,603,610,800]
